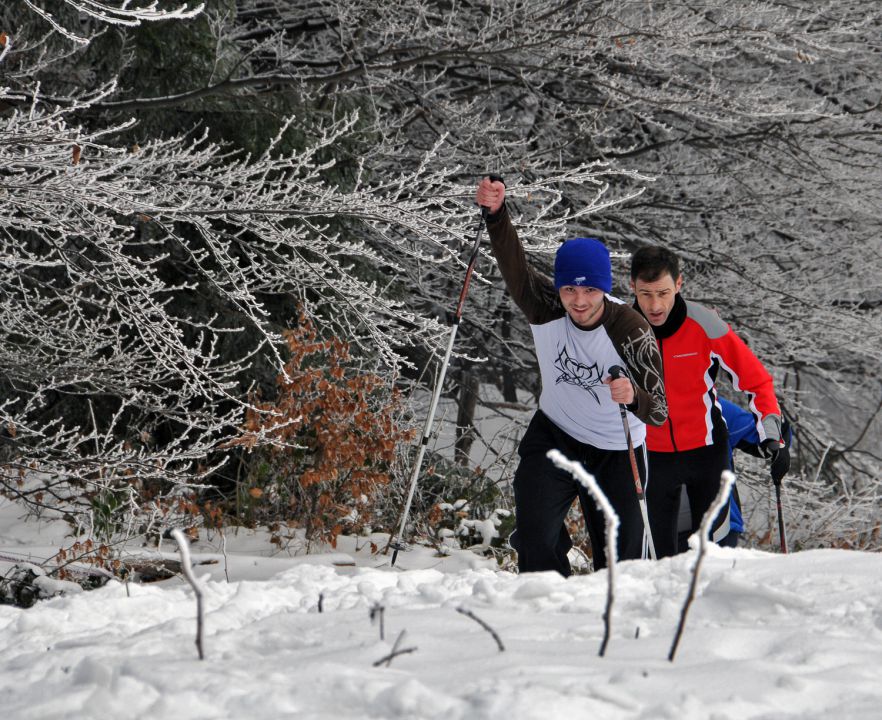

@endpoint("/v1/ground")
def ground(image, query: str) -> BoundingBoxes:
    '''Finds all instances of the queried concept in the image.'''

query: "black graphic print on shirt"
[553,346,603,403]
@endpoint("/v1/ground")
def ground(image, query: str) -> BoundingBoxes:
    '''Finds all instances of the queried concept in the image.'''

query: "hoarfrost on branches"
[1,1,880,558]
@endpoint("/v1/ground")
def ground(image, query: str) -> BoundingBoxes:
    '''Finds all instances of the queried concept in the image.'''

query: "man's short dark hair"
[630,245,681,282]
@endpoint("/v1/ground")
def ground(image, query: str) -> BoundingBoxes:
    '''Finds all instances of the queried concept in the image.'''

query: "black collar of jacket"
[633,293,687,339]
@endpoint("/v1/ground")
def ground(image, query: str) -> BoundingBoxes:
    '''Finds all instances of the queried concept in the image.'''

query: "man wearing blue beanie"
[475,177,668,575]
[554,237,613,295]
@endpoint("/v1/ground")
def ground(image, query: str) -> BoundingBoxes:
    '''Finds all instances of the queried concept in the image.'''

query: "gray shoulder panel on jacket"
[685,300,729,339]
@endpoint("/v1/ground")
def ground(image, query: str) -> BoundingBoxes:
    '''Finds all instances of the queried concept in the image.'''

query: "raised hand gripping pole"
[388,175,502,566]
[609,365,657,560]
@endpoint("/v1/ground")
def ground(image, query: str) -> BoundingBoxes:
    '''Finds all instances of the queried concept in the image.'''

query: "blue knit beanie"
[554,237,612,292]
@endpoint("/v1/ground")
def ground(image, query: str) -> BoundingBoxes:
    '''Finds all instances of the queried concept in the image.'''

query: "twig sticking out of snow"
[170,529,205,661]
[373,630,417,667]
[548,449,619,657]
[220,529,230,583]
[668,470,736,662]
[370,602,385,641]
[456,606,505,652]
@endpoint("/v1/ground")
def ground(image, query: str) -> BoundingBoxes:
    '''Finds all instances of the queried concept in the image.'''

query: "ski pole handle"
[478,174,505,218]
[608,365,630,422]
[608,365,630,401]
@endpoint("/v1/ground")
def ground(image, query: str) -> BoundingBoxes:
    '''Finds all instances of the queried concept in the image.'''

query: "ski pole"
[608,365,657,560]
[774,477,787,553]
[388,175,503,566]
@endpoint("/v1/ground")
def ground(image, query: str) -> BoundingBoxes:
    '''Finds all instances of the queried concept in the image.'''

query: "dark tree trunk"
[455,366,480,466]
[500,307,519,403]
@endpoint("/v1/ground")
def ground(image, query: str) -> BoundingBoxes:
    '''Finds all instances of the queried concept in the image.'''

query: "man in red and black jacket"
[630,246,785,557]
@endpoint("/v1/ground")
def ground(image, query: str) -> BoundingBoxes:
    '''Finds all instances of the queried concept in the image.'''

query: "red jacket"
[642,295,781,453]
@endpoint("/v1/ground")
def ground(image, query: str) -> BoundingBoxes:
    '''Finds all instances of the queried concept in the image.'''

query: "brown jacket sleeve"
[605,303,668,426]
[485,204,563,325]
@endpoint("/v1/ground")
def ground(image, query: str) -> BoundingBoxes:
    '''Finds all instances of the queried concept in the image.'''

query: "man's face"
[559,285,605,327]
[631,272,683,326]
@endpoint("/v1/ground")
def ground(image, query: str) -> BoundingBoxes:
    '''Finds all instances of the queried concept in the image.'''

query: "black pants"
[677,485,742,552]
[647,442,730,558]
[512,410,648,576]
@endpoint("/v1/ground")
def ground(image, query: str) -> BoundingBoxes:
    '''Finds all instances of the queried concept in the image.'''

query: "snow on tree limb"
[669,470,736,662]
[549,449,620,657]
[1,0,880,557]
[171,528,205,660]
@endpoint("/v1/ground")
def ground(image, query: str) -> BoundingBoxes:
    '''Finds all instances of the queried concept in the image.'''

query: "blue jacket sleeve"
[719,397,761,453]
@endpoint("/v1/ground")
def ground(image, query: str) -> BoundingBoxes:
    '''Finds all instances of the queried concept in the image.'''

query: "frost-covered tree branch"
[669,471,736,662]
[549,449,620,657]
[1,0,879,555]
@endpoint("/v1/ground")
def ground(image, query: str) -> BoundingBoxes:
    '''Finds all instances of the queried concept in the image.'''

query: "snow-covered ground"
[2,496,882,720]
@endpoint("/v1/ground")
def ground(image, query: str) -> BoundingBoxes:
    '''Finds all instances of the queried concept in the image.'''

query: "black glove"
[771,446,790,484]
[762,440,790,484]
